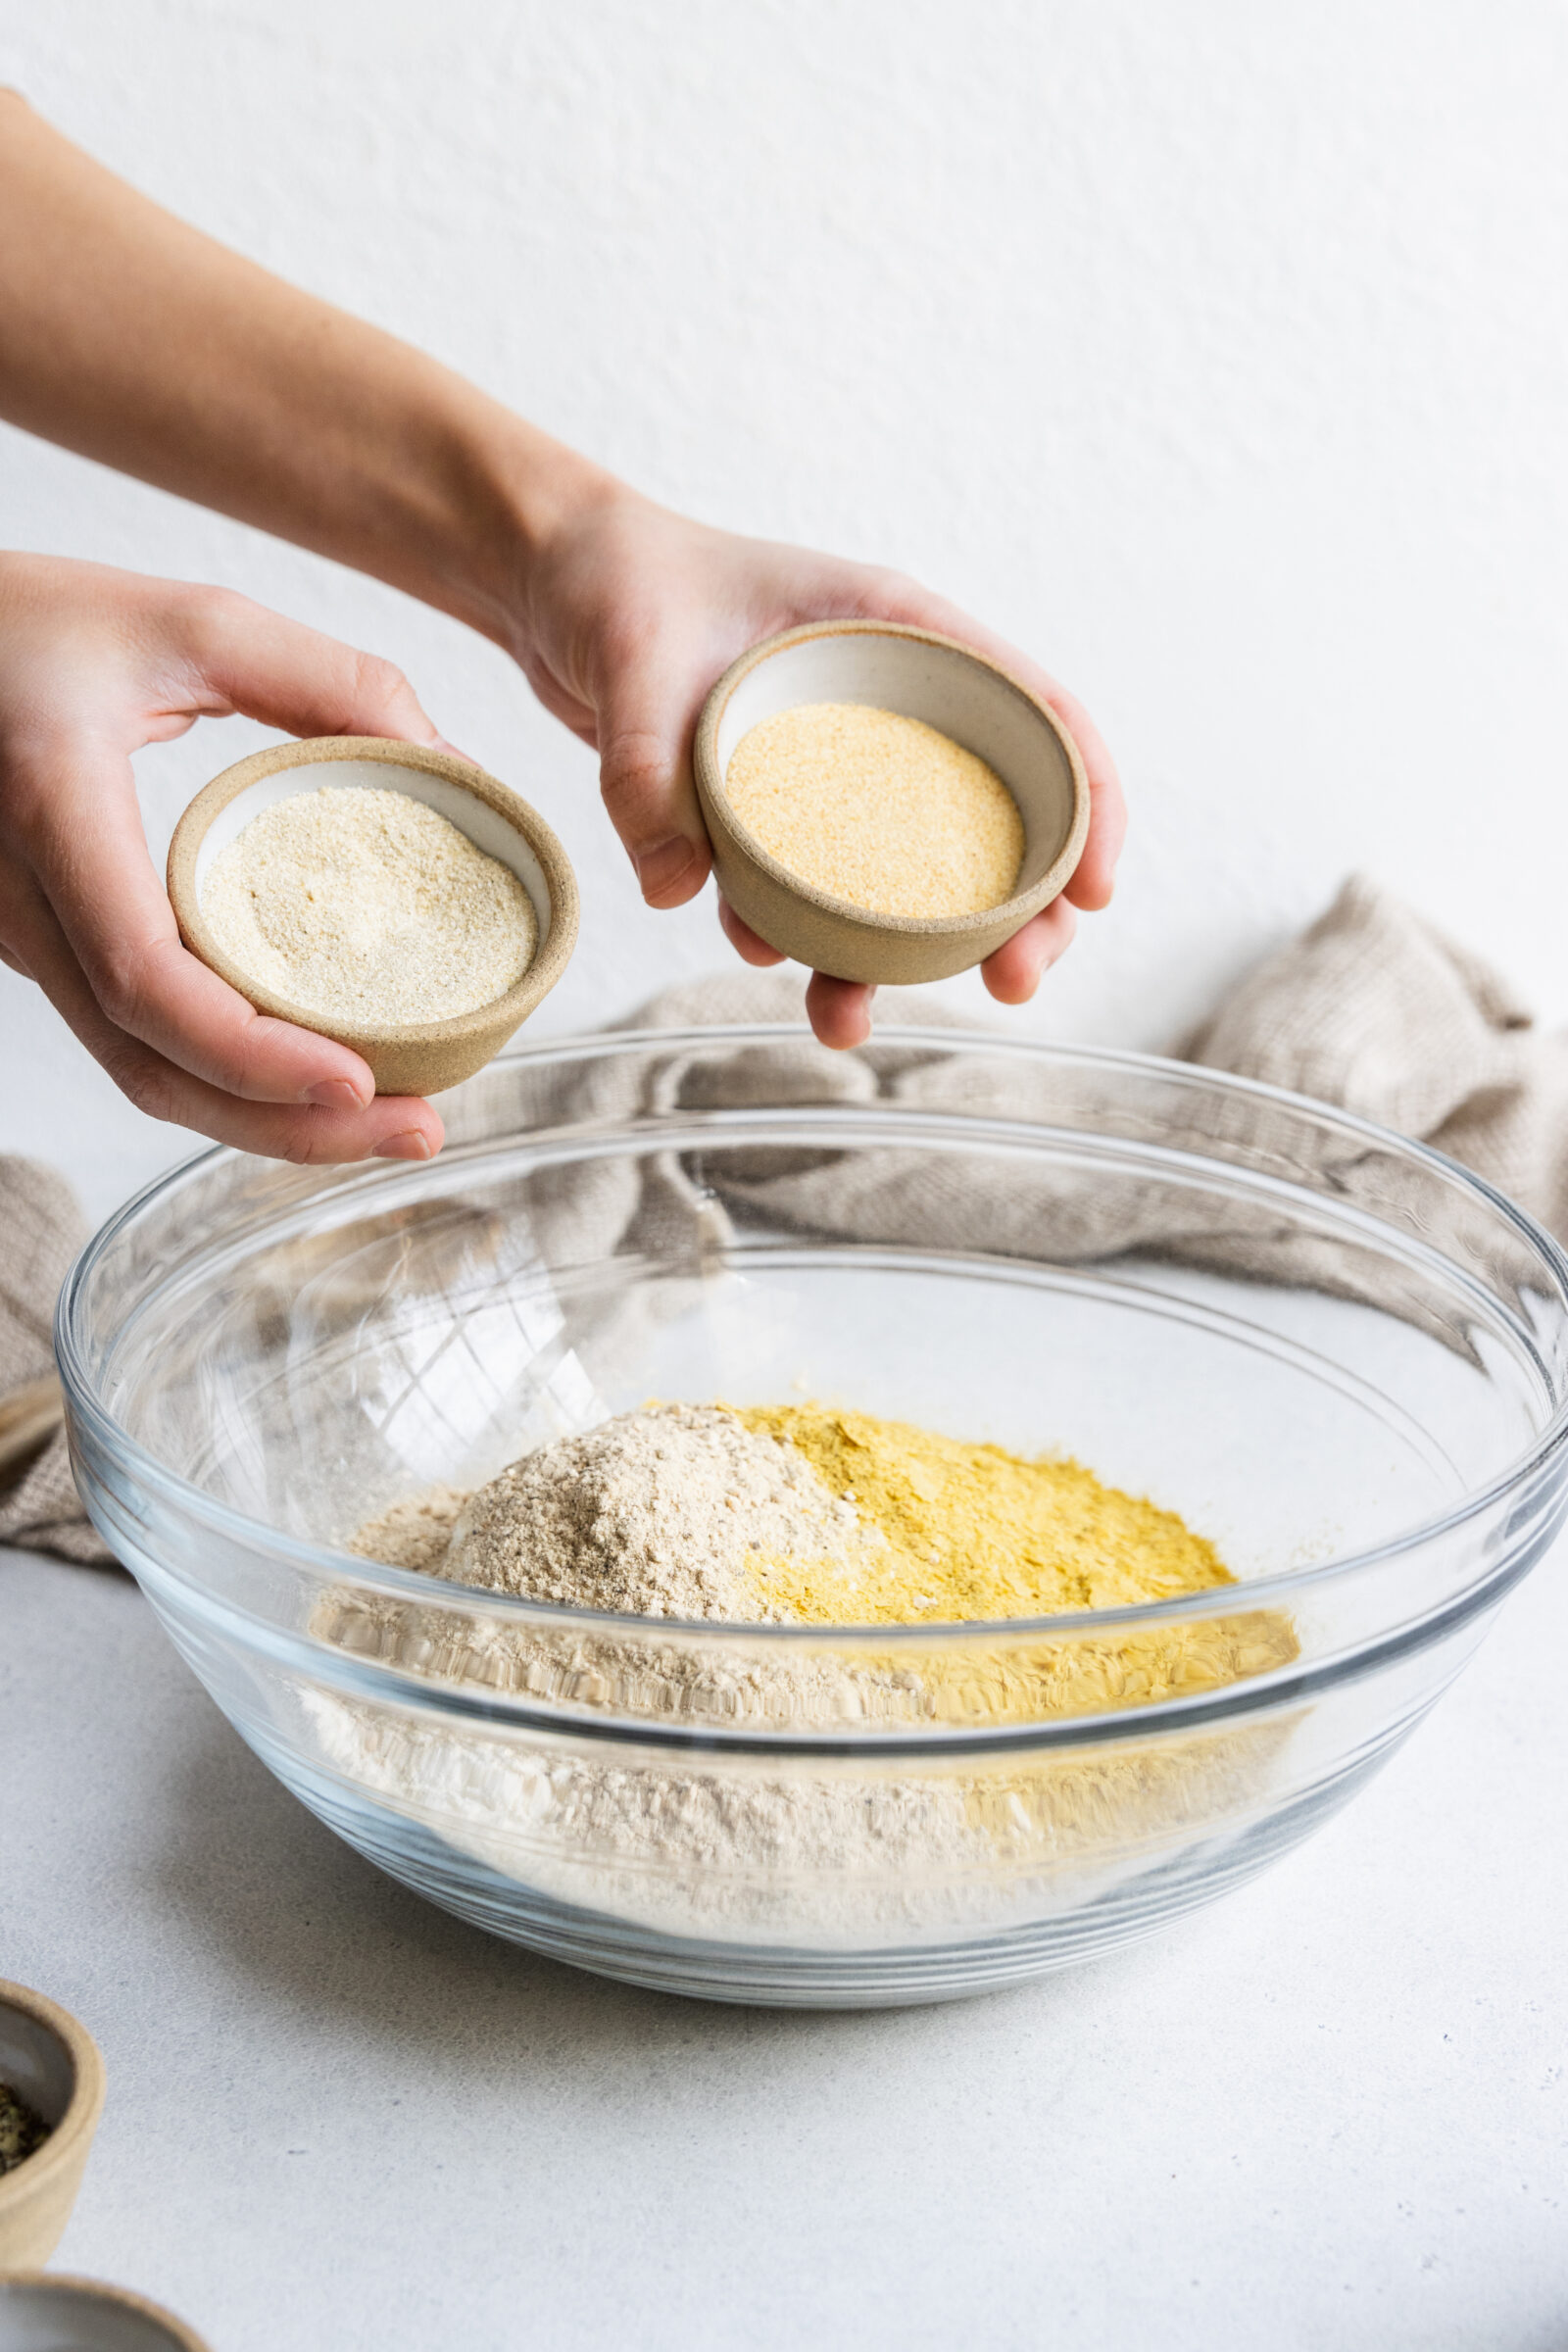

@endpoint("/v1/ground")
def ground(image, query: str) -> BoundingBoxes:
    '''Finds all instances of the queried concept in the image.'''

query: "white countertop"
[4,1535,1565,2352]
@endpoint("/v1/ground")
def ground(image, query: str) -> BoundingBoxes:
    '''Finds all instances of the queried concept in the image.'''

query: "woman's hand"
[0,553,447,1162]
[0,104,1123,1056]
[515,484,1126,1048]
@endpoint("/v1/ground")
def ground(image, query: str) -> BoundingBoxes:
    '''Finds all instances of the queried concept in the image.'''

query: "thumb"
[173,588,444,748]
[595,656,712,909]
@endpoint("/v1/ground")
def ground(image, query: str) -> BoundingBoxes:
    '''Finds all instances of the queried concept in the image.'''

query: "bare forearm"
[0,92,605,649]
[0,94,1126,1055]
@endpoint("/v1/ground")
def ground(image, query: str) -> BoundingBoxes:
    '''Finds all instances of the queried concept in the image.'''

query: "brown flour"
[440,1402,884,1619]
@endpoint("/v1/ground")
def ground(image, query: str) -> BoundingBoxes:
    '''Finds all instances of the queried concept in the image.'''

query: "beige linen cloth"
[7,872,1568,1567]
[0,1157,113,1562]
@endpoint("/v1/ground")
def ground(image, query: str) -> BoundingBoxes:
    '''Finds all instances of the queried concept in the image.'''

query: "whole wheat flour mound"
[441,1403,882,1620]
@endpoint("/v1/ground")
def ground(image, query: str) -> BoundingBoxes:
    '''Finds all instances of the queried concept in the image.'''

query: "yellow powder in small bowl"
[202,784,536,1027]
[724,703,1024,918]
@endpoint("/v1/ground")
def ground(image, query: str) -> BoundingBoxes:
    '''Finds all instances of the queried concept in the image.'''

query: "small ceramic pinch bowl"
[694,620,1090,985]
[0,1981,106,2272]
[168,736,579,1098]
[0,2277,211,2350]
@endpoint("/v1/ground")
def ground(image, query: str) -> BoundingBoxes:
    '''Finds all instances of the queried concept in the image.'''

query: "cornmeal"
[725,703,1024,916]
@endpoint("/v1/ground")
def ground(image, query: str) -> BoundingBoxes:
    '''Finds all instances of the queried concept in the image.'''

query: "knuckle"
[599,609,657,668]
[93,953,143,1033]
[599,732,667,816]
[92,936,159,1033]
[172,583,250,664]
[104,1043,175,1124]
[277,1115,351,1167]
[91,933,195,1053]
[351,649,413,716]
[853,565,922,614]
[2,742,77,833]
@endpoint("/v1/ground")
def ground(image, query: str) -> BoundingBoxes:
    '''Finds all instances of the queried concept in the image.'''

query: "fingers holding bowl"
[695,621,1092,1021]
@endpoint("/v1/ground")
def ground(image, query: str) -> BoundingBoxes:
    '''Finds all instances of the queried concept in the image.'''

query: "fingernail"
[373,1130,435,1161]
[635,838,699,904]
[305,1078,370,1110]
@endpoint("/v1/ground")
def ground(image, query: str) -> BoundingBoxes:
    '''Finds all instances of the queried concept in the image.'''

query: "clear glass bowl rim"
[57,1023,1568,1653]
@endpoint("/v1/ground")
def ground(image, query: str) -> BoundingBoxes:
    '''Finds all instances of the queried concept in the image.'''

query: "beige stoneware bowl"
[168,736,579,1098]
[0,1981,106,2272]
[0,2277,211,2349]
[694,621,1090,985]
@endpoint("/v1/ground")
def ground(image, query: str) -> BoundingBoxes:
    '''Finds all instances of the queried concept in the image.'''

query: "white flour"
[304,1693,1002,1944]
[203,784,535,1024]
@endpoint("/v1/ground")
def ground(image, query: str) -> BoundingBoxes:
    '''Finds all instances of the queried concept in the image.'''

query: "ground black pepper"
[0,2079,50,2173]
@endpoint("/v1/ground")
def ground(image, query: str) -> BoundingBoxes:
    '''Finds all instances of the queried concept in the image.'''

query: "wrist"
[444,399,628,664]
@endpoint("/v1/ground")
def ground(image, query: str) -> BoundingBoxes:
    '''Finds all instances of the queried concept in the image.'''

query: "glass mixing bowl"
[58,1027,1568,2006]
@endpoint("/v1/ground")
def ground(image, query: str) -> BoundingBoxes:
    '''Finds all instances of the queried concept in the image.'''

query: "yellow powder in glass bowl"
[724,703,1024,917]
[732,1404,1233,1623]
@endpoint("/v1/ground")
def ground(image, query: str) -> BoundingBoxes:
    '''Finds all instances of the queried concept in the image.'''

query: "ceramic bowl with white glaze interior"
[694,622,1089,984]
[168,736,578,1097]
[0,1981,106,2271]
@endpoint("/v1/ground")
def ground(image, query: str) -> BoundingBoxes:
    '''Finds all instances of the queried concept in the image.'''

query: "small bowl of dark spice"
[694,620,1089,985]
[0,1980,106,2272]
[168,735,579,1098]
[0,2082,49,2176]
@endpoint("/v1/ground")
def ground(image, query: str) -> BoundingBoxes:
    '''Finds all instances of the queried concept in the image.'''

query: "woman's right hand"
[0,551,449,1162]
[514,484,1126,1048]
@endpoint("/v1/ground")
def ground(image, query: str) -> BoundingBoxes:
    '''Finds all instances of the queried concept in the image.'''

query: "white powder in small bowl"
[201,784,537,1027]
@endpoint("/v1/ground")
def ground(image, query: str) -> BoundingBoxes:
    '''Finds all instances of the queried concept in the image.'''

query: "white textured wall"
[4,0,1565,1218]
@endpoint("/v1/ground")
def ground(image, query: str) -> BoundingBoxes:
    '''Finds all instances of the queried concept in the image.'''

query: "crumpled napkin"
[0,1156,116,1563]
[8,872,1568,1566]
[1185,873,1568,1239]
